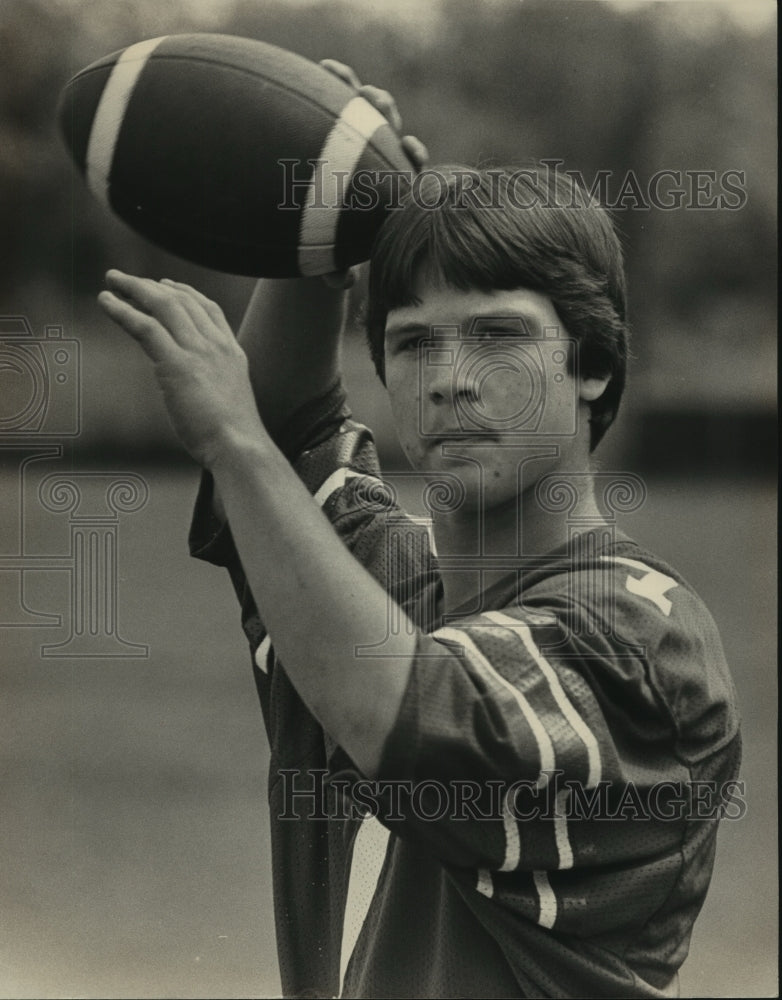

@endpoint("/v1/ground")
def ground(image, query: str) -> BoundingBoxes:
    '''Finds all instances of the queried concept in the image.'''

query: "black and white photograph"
[0,1,776,997]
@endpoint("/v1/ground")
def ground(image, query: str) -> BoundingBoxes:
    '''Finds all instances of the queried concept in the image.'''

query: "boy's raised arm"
[236,276,349,442]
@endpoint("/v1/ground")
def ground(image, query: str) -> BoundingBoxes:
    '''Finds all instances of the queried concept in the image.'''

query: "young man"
[98,70,740,999]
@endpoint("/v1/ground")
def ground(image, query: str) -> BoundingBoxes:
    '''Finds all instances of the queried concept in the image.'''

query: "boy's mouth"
[427,432,499,448]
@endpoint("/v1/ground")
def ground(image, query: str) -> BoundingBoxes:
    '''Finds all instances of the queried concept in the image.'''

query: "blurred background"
[0,0,776,997]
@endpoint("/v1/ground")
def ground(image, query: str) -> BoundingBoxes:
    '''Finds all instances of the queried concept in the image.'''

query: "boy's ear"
[579,375,610,402]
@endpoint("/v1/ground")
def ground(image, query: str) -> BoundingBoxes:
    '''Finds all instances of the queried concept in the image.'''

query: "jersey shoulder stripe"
[436,625,555,787]
[480,610,602,789]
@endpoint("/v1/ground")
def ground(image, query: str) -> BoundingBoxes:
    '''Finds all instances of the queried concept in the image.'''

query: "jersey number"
[605,556,678,616]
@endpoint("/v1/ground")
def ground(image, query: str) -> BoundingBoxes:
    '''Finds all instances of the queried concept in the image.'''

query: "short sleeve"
[372,551,740,883]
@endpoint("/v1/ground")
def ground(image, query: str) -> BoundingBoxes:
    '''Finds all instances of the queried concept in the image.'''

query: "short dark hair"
[365,165,629,451]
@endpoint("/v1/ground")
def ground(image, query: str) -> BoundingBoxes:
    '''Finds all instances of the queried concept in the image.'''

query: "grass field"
[0,464,776,998]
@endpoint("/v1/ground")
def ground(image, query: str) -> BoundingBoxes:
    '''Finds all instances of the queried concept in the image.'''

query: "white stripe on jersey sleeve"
[444,617,581,874]
[254,634,272,674]
[476,868,494,898]
[481,610,602,789]
[498,791,521,872]
[297,96,389,276]
[479,867,562,932]
[533,870,558,929]
[86,36,167,206]
[554,789,574,870]
[312,467,386,508]
[436,626,555,788]
[339,814,391,997]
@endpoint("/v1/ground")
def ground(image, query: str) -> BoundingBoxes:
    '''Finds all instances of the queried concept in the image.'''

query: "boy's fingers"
[320,61,422,160]
[319,58,362,90]
[357,85,403,133]
[106,270,178,319]
[401,135,429,172]
[98,290,176,364]
[105,270,200,347]
[159,278,232,333]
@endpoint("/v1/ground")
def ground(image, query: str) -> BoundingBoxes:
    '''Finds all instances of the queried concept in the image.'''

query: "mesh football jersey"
[189,384,741,999]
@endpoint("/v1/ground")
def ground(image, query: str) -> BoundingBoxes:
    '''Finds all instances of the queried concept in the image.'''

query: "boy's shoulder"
[519,536,724,660]
[487,537,740,765]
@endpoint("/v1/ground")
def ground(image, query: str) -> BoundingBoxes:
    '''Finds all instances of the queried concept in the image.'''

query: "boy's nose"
[425,356,476,406]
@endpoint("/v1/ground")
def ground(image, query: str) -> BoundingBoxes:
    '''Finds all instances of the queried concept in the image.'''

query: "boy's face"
[383,278,607,510]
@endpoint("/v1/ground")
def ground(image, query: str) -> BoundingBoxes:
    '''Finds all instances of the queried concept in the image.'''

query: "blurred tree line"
[0,0,776,465]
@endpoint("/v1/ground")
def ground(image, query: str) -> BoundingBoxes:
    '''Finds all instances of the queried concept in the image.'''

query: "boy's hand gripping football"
[319,58,428,289]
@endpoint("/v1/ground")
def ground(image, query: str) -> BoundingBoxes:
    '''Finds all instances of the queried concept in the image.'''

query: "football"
[58,33,417,277]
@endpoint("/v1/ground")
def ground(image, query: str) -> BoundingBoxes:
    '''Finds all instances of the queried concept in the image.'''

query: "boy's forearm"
[208,277,349,523]
[210,429,416,778]
[237,277,348,439]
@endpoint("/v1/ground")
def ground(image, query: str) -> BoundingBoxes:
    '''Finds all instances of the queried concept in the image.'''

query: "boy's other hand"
[98,270,264,470]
